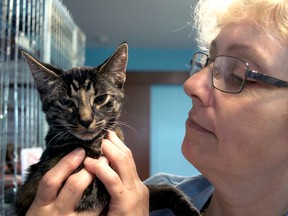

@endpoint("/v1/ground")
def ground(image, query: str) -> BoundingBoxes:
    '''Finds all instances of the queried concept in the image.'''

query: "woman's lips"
[186,117,213,134]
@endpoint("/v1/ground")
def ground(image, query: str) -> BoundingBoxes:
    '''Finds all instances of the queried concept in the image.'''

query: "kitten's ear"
[99,43,128,88]
[22,51,60,97]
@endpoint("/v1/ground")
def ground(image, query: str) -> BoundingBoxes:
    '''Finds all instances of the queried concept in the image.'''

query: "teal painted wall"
[86,47,194,71]
[151,85,200,176]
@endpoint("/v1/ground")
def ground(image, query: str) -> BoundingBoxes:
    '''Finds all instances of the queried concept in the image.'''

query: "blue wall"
[86,47,194,71]
[86,47,200,177]
[151,85,200,176]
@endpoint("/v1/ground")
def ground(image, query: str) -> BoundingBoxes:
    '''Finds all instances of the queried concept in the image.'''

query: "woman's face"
[182,21,288,181]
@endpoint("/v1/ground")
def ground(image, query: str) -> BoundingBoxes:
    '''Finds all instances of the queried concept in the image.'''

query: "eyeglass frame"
[190,52,288,94]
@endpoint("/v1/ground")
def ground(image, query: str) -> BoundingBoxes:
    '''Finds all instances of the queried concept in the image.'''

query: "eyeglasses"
[190,52,288,94]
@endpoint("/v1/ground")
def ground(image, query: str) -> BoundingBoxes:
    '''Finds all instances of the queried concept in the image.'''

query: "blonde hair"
[193,0,288,51]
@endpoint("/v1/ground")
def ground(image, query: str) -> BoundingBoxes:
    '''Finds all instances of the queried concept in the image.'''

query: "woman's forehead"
[211,22,260,50]
[210,21,288,80]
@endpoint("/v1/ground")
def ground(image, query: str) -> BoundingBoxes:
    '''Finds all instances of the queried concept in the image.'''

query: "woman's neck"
[205,171,288,216]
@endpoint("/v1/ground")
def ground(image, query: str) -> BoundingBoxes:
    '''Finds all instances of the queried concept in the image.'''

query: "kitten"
[14,43,199,216]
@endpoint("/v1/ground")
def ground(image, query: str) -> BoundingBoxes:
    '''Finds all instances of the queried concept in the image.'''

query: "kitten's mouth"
[71,129,100,141]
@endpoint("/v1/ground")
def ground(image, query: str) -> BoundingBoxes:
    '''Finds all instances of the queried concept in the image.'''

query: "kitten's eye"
[94,94,107,105]
[59,99,74,108]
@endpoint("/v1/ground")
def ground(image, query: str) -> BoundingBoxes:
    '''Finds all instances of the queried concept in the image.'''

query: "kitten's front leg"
[14,155,63,215]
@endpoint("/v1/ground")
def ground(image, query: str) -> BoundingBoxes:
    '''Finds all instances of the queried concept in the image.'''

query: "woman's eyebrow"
[210,40,260,59]
[209,40,217,57]
[227,44,264,64]
[227,44,254,54]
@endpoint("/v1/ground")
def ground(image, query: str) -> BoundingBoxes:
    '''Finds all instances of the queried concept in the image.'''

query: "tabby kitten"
[14,43,199,216]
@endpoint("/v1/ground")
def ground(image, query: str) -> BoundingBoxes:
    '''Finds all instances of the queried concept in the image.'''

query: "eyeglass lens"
[213,56,247,93]
[190,53,208,75]
[190,53,248,93]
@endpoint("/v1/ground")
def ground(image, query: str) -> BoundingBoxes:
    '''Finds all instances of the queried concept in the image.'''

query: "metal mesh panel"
[0,0,85,214]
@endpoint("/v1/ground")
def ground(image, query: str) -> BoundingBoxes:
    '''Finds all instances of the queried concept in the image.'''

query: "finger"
[84,157,125,198]
[56,168,95,213]
[107,130,131,155]
[101,139,139,185]
[35,148,85,205]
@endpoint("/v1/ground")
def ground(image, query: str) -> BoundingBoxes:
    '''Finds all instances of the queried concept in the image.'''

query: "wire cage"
[0,0,85,215]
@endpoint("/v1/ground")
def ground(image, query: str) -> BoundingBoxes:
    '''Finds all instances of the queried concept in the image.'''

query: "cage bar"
[0,0,85,214]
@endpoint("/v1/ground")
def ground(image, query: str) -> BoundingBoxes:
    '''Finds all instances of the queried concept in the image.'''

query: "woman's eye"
[244,78,258,85]
[213,65,222,79]
[230,74,244,86]
[94,94,107,105]
[60,99,74,108]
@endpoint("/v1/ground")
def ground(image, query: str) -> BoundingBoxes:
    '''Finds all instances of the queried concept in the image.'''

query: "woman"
[27,0,288,215]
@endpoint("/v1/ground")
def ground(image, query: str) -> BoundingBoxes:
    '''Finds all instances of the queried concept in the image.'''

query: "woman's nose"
[183,67,214,107]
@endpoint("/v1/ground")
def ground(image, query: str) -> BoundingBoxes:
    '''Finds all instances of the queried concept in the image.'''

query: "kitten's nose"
[79,118,93,128]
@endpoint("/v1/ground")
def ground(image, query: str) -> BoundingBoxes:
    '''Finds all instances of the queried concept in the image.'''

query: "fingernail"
[84,157,93,163]
[83,157,94,168]
[72,148,85,158]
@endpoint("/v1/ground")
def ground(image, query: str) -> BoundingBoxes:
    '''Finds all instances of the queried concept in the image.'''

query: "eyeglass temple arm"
[247,70,288,87]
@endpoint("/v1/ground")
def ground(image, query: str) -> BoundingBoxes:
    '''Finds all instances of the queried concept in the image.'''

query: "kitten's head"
[22,43,128,141]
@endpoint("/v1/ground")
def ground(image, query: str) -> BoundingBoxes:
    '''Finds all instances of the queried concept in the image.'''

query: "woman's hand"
[26,148,102,216]
[26,131,149,216]
[84,131,149,216]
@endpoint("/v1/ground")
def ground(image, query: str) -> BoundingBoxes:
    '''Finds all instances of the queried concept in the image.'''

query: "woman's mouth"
[186,117,213,134]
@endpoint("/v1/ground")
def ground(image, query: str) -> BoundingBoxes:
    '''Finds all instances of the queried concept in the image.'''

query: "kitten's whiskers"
[117,121,136,133]
[46,128,70,146]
